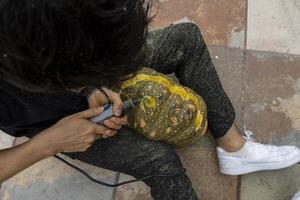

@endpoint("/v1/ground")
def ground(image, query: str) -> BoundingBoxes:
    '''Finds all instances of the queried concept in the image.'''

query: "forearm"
[0,135,54,182]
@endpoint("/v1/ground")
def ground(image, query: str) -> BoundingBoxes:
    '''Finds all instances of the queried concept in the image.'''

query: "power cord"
[54,155,186,187]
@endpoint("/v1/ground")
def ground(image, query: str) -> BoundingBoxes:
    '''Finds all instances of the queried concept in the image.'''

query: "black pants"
[66,23,236,200]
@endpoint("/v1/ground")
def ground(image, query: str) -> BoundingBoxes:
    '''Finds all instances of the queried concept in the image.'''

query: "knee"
[174,22,202,34]
[171,22,204,44]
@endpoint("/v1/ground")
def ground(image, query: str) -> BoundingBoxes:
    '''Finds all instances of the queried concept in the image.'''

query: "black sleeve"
[0,81,89,137]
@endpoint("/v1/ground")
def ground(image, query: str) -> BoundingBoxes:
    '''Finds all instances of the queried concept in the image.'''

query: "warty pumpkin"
[119,67,208,148]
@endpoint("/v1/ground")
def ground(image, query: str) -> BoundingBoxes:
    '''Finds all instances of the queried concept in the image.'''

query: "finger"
[103,119,122,130]
[107,130,117,137]
[92,124,116,137]
[102,87,123,117]
[100,127,117,137]
[95,90,109,105]
[101,130,117,138]
[71,107,104,119]
[94,124,111,135]
[110,115,128,126]
[87,91,99,108]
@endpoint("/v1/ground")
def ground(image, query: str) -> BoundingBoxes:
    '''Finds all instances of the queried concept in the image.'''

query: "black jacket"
[0,81,88,138]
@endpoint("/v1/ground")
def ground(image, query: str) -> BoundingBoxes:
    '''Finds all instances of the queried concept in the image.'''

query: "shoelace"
[243,126,256,142]
[243,126,277,153]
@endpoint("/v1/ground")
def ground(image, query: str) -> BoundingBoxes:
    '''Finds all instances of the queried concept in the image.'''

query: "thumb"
[101,87,123,117]
[71,107,104,119]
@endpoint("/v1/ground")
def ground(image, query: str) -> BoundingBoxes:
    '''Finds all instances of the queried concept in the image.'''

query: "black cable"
[54,155,186,187]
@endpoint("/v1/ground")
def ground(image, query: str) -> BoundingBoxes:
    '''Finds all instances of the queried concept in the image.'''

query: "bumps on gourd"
[120,67,208,148]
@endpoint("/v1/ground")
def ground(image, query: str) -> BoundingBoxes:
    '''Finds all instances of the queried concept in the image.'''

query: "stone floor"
[1,0,300,199]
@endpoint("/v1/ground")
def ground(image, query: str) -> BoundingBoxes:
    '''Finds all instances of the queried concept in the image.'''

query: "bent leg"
[144,23,300,176]
[64,127,199,200]
[145,22,236,139]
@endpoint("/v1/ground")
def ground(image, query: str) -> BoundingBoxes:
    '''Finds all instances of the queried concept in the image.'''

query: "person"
[0,0,299,199]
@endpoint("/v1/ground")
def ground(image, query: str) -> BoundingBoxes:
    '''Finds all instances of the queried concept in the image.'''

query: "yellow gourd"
[120,68,208,148]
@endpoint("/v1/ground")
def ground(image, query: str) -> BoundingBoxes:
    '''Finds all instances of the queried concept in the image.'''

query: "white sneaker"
[217,127,300,175]
[292,192,300,200]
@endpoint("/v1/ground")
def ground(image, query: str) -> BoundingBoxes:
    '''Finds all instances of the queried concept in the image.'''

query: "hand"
[87,87,128,138]
[34,107,115,154]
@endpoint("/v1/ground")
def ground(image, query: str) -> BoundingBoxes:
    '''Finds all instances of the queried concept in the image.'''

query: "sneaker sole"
[219,156,300,176]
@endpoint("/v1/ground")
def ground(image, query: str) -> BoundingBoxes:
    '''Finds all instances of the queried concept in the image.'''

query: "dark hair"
[0,0,151,93]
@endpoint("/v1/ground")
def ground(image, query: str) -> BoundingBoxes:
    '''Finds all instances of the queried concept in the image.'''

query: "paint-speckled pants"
[66,22,236,200]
